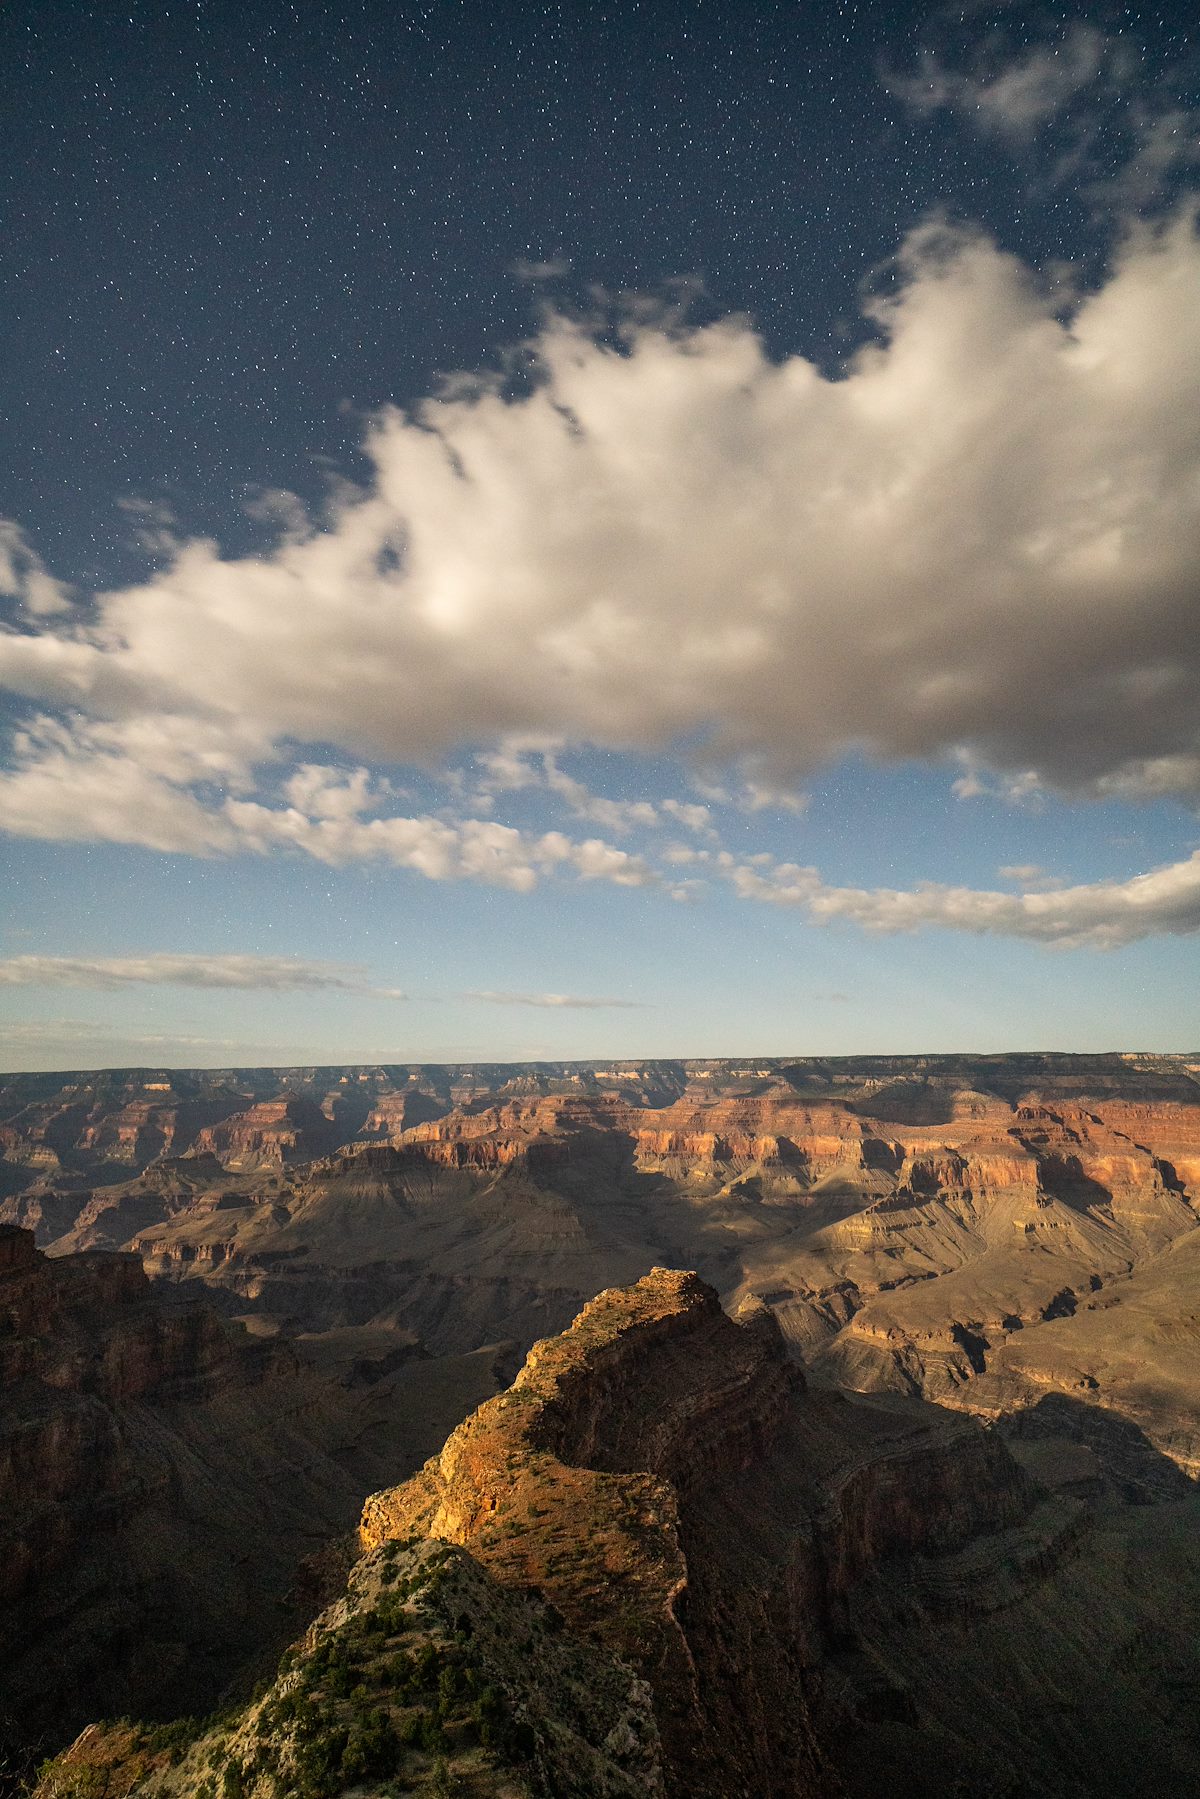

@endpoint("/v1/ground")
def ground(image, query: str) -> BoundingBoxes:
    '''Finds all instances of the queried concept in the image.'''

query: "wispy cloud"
[0,520,73,616]
[889,23,1198,207]
[0,1016,329,1073]
[467,991,648,1009]
[470,744,715,839]
[0,953,408,994]
[730,850,1200,950]
[997,864,1064,890]
[890,24,1115,143]
[511,255,572,281]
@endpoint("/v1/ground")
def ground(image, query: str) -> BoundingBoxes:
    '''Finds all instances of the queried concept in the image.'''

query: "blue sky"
[1,2,1199,1067]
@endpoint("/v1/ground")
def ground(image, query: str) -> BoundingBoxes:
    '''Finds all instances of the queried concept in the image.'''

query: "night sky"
[1,1,1198,1068]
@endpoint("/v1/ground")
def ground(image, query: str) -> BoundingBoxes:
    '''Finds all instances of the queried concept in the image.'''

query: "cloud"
[0,1019,247,1051]
[467,991,648,1008]
[0,724,657,893]
[541,752,660,834]
[0,953,408,994]
[511,256,572,281]
[892,25,1113,142]
[470,743,713,837]
[0,717,243,854]
[730,850,1200,950]
[890,26,1198,209]
[116,496,182,558]
[2,209,1200,872]
[692,775,809,815]
[0,1017,332,1073]
[0,521,73,616]
[661,798,715,834]
[225,798,657,890]
[997,863,1064,890]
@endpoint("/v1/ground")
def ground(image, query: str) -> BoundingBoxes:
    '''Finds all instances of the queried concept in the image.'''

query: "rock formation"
[35,1270,1200,1797]
[0,1226,505,1776]
[9,1055,1200,1486]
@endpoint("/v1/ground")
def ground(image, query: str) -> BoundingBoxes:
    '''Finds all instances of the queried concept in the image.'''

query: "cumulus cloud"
[1,210,1200,932]
[0,953,407,993]
[0,722,657,892]
[997,863,1064,890]
[730,850,1200,950]
[4,211,1197,811]
[225,798,657,890]
[467,991,647,1008]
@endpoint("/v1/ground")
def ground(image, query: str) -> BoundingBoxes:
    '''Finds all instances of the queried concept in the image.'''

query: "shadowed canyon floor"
[5,1055,1200,1793]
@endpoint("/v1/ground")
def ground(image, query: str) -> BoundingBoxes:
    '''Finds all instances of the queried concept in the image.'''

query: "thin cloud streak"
[0,953,408,995]
[467,991,649,1009]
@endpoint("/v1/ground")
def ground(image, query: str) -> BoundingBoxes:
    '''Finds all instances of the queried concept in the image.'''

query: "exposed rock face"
[0,1226,506,1771]
[26,1269,1200,1798]
[359,1270,1033,1797]
[190,1097,342,1169]
[10,1056,1200,1496]
[359,1089,448,1137]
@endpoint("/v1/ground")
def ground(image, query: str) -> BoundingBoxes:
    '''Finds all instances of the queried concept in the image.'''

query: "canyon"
[5,1052,1200,1794]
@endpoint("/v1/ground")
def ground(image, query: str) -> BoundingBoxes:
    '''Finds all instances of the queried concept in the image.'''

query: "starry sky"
[1,0,1199,1069]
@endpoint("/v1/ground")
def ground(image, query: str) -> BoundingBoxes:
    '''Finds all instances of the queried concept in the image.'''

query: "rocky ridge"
[36,1269,1200,1798]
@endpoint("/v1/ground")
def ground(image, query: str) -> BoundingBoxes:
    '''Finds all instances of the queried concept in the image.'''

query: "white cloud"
[542,753,660,834]
[0,718,656,894]
[997,864,1064,890]
[0,953,406,993]
[730,850,1200,950]
[224,798,657,891]
[0,718,242,854]
[693,775,809,815]
[467,990,647,1008]
[661,798,715,834]
[2,211,1200,922]
[470,744,711,838]
[283,763,397,820]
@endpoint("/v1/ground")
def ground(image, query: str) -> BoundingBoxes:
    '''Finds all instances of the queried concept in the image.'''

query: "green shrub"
[420,1712,448,1755]
[340,1707,400,1781]
[398,1710,426,1747]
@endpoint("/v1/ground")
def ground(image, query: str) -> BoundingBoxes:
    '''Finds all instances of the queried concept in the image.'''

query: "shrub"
[340,1707,400,1781]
